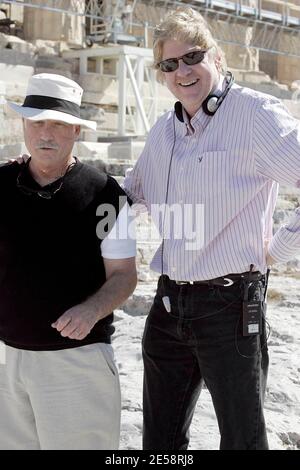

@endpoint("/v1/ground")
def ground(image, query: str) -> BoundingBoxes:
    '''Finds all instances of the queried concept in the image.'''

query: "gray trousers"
[0,342,121,450]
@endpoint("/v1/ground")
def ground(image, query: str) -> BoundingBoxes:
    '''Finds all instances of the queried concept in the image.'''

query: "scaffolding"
[63,45,157,136]
[2,0,300,57]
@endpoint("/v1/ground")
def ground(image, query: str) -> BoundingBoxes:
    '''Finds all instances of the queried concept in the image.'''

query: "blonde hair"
[153,7,226,83]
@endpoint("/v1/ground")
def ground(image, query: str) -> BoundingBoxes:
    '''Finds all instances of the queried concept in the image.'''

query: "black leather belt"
[165,271,264,288]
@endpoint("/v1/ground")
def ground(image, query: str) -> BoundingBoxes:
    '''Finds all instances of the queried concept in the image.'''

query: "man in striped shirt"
[124,7,300,450]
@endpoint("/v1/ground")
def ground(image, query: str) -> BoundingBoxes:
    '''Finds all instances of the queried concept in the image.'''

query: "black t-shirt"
[0,159,126,350]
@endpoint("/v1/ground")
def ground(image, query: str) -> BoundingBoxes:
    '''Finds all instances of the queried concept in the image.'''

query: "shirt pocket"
[199,150,228,168]
[198,150,229,196]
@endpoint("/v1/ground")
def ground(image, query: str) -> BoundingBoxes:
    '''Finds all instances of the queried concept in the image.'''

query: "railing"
[149,0,300,25]
[2,0,300,25]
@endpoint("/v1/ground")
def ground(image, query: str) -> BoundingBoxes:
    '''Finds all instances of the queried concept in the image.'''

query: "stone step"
[35,55,74,74]
[0,48,35,66]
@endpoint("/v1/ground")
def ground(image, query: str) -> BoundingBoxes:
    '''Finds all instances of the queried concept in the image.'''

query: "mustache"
[36,142,59,150]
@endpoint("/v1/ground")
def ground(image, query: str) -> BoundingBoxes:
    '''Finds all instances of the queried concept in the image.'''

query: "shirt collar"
[178,75,225,135]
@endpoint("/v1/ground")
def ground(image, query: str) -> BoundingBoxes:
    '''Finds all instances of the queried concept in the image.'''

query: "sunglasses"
[157,49,208,73]
[17,177,64,199]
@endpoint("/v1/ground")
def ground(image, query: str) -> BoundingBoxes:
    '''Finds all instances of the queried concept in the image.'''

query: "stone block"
[242,70,272,84]
[0,116,24,144]
[0,64,34,101]
[108,140,145,161]
[35,55,73,73]
[0,33,36,56]
[80,104,105,124]
[23,1,85,45]
[74,141,110,161]
[0,49,35,67]
[6,36,36,55]
[30,39,64,56]
[0,142,28,160]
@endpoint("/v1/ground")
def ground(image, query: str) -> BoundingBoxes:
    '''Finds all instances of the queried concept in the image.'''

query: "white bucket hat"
[8,73,97,130]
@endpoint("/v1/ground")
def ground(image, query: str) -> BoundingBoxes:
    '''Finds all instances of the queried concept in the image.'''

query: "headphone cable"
[161,112,177,312]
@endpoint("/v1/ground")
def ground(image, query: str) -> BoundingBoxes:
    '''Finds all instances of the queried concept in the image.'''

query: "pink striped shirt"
[124,80,300,281]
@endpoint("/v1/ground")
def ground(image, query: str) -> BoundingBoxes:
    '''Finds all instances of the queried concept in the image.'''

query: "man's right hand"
[264,238,276,267]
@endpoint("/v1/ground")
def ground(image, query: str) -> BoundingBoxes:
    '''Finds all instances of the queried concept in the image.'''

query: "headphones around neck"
[174,71,234,121]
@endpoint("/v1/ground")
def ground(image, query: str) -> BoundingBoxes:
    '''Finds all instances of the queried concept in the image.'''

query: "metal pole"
[125,54,150,133]
[135,55,145,135]
[80,56,88,74]
[118,53,127,136]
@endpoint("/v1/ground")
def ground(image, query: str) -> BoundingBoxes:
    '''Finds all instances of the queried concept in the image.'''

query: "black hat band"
[22,95,81,118]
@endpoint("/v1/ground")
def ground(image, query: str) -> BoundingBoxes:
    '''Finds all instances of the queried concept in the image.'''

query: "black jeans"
[142,275,269,450]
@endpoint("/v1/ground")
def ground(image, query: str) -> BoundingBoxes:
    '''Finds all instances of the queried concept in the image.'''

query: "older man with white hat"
[0,73,137,450]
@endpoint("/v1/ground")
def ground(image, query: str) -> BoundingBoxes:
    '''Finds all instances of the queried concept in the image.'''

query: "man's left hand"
[51,304,99,340]
[264,239,276,267]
